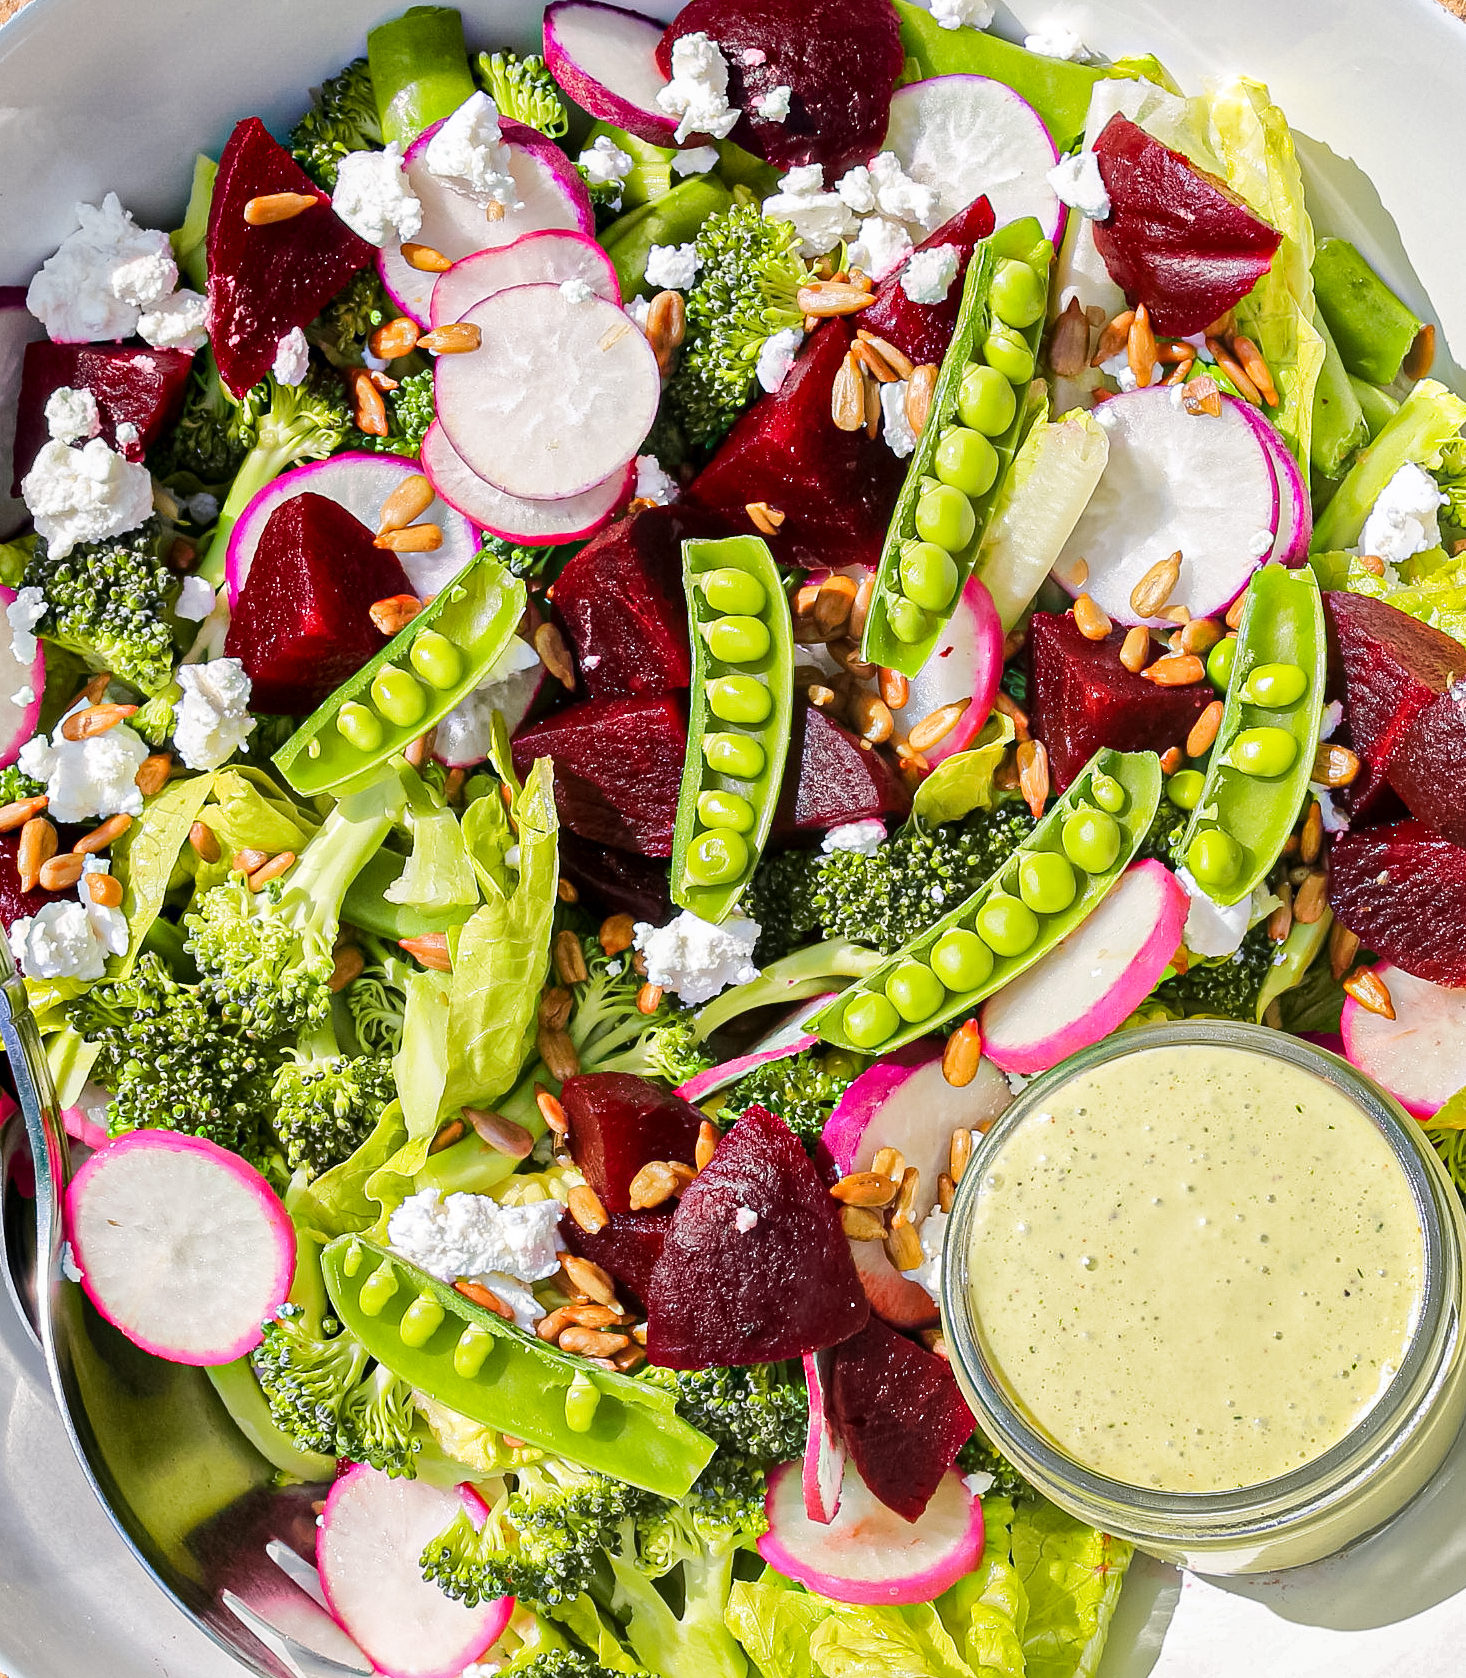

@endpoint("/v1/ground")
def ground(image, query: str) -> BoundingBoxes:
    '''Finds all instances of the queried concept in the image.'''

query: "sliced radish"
[760,1460,983,1605]
[1340,963,1466,1120]
[543,0,677,147]
[0,289,46,539]
[433,633,546,767]
[317,1466,512,1678]
[380,120,594,327]
[430,230,620,329]
[224,452,478,608]
[1053,387,1279,626]
[420,421,631,544]
[981,860,1188,1075]
[1236,400,1312,565]
[674,994,836,1105]
[884,77,1063,245]
[802,1349,845,1525]
[64,1131,295,1366]
[0,582,46,765]
[888,575,1002,766]
[434,285,660,501]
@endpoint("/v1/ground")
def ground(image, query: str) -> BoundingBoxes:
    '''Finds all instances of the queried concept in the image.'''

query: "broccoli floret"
[1156,921,1276,1021]
[561,934,715,1085]
[665,205,811,451]
[69,953,281,1161]
[339,1359,424,1476]
[479,531,572,581]
[0,763,44,804]
[271,1016,396,1179]
[578,170,627,230]
[1139,796,1190,867]
[1436,438,1466,538]
[957,1430,1034,1502]
[371,367,436,458]
[310,267,394,368]
[21,519,181,694]
[718,1047,864,1147]
[516,1654,632,1678]
[149,350,253,490]
[290,58,384,189]
[738,848,825,964]
[475,50,569,137]
[344,938,412,1056]
[639,1364,807,1463]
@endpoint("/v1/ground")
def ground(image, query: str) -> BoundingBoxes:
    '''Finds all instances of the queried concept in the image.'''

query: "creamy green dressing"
[965,1044,1426,1492]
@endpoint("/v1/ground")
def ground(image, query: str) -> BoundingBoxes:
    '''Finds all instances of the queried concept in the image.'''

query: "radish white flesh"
[543,0,676,147]
[225,452,478,608]
[0,582,45,765]
[0,289,45,539]
[380,121,594,327]
[430,230,621,329]
[1239,402,1312,565]
[64,1131,295,1366]
[1053,387,1279,625]
[675,994,835,1104]
[435,285,660,500]
[884,77,1063,244]
[420,420,631,543]
[432,632,546,767]
[1341,963,1466,1120]
[981,860,1188,1075]
[888,575,1003,766]
[760,1460,983,1605]
[802,1349,845,1525]
[318,1466,512,1678]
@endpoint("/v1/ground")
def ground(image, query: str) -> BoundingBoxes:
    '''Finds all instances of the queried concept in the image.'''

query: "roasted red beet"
[560,1208,670,1309]
[1091,115,1283,338]
[0,833,65,930]
[686,319,906,570]
[1326,592,1466,815]
[828,1316,975,1521]
[1390,680,1466,846]
[11,341,193,493]
[859,197,998,368]
[512,693,686,857]
[223,492,412,715]
[1027,610,1215,791]
[207,117,374,397]
[1328,820,1466,988]
[656,0,903,174]
[557,833,673,924]
[774,701,910,831]
[646,1105,868,1368]
[561,1072,705,1217]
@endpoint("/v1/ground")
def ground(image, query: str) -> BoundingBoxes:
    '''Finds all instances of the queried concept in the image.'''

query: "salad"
[4,0,1466,1674]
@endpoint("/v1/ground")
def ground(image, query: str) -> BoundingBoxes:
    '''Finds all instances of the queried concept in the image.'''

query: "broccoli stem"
[170,154,217,292]
[693,938,885,1041]
[368,6,477,148]
[293,773,407,916]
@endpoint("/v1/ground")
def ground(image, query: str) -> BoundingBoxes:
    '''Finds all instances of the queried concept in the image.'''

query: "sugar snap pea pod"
[671,535,793,923]
[321,1235,714,1498]
[274,554,526,798]
[367,6,478,149]
[862,216,1054,678]
[1180,564,1326,909]
[810,748,1161,1056]
[1312,236,1423,387]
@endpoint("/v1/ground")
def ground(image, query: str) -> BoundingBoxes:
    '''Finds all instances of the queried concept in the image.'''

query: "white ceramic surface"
[3,1,1466,1674]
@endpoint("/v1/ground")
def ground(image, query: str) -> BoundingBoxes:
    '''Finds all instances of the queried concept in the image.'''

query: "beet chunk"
[512,694,686,857]
[223,492,412,715]
[775,701,910,832]
[1325,592,1465,815]
[1328,820,1466,987]
[561,1073,705,1217]
[0,833,66,931]
[646,1104,868,1369]
[557,833,672,924]
[859,197,998,368]
[1027,610,1215,791]
[12,341,193,493]
[1091,114,1283,338]
[656,0,904,175]
[207,117,374,397]
[1390,680,1466,846]
[560,1208,670,1309]
[828,1316,975,1521]
[686,319,906,571]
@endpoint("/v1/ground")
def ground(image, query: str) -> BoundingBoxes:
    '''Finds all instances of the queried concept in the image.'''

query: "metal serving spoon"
[0,955,370,1678]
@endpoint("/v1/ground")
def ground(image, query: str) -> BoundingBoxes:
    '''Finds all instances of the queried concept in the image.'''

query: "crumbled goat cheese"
[644,241,702,290]
[579,135,635,184]
[880,380,918,458]
[26,193,177,342]
[928,0,994,28]
[10,686,33,709]
[1248,529,1274,558]
[1101,348,1162,391]
[1359,462,1446,575]
[172,659,256,771]
[901,243,960,304]
[1175,865,1254,958]
[754,85,793,123]
[18,701,150,823]
[672,145,720,177]
[388,1188,564,1331]
[762,165,856,258]
[272,326,311,387]
[114,421,139,448]
[560,277,597,305]
[78,855,127,959]
[9,900,110,980]
[424,92,519,208]
[1310,784,1351,834]
[1047,150,1110,221]
[755,326,804,394]
[1320,700,1344,741]
[849,216,914,282]
[185,490,220,525]
[137,288,209,352]
[21,437,153,560]
[434,636,541,766]
[635,454,678,505]
[655,33,740,143]
[60,1242,84,1284]
[836,153,940,235]
[332,145,424,247]
[734,1206,759,1233]
[821,818,886,856]
[912,1207,949,1304]
[634,910,761,1006]
[963,1470,996,1497]
[175,574,218,622]
[7,585,46,668]
[627,295,654,329]
[1024,22,1089,59]
[44,387,101,446]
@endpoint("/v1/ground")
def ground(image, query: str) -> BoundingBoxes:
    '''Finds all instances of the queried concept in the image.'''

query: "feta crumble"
[762,165,856,258]
[849,216,914,282]
[672,145,720,177]
[655,33,740,143]
[900,243,960,304]
[560,277,597,305]
[644,241,702,291]
[388,1188,564,1332]
[1175,866,1254,958]
[115,421,139,448]
[137,288,209,352]
[60,1242,84,1284]
[821,818,886,856]
[880,380,918,458]
[44,387,101,446]
[835,153,940,235]
[272,325,311,387]
[635,454,678,505]
[77,855,128,960]
[175,574,218,622]
[26,193,178,343]
[6,586,46,670]
[754,326,804,394]
[332,144,424,247]
[10,900,110,981]
[912,1207,949,1304]
[579,135,635,185]
[627,295,654,329]
[734,1206,759,1233]
[21,437,154,560]
[754,85,793,123]
[928,0,994,28]
[633,910,761,1006]
[1358,462,1446,575]
[424,92,519,208]
[1047,150,1110,221]
[1024,22,1089,60]
[17,701,149,823]
[172,658,256,771]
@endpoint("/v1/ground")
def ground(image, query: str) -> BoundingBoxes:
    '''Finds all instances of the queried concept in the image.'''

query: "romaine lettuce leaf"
[1009,1500,1132,1678]
[1311,546,1466,646]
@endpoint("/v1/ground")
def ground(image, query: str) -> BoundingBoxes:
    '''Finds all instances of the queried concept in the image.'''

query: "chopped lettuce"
[1311,545,1466,646]
[912,713,1016,828]
[1009,1500,1132,1678]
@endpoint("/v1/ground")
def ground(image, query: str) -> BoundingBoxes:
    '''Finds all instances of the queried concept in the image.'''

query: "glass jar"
[941,1021,1466,1574]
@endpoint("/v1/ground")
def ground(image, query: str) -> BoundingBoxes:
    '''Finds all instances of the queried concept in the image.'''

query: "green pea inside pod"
[564,1369,601,1434]
[914,483,976,552]
[336,701,384,753]
[1089,773,1127,815]
[1018,850,1077,914]
[957,363,1017,436]
[1207,635,1238,692]
[706,674,771,726]
[886,595,935,645]
[685,827,749,885]
[701,566,767,616]
[697,789,756,832]
[933,427,999,498]
[885,958,948,1023]
[898,540,959,613]
[930,927,994,992]
[704,614,770,666]
[1061,807,1121,872]
[1241,661,1309,708]
[1229,726,1298,778]
[409,630,463,691]
[399,1292,445,1348]
[1166,768,1206,811]
[843,991,900,1048]
[989,257,1049,329]
[371,664,427,728]
[982,323,1036,385]
[703,732,766,778]
[1187,827,1244,891]
[976,892,1040,956]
